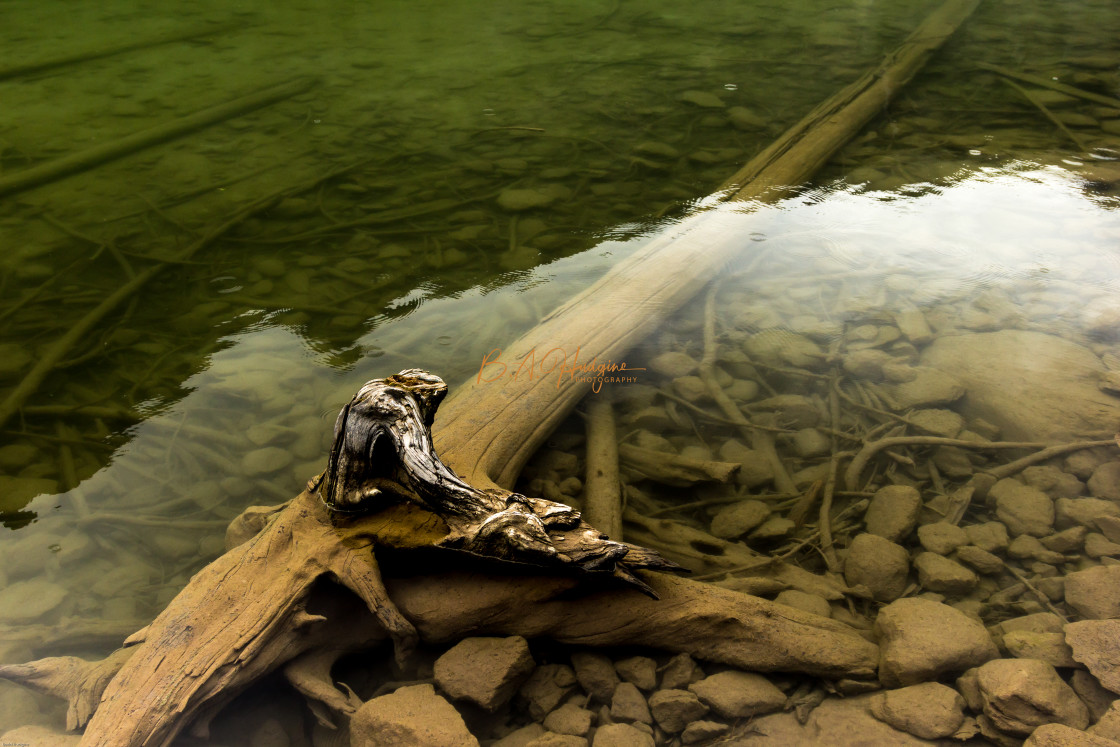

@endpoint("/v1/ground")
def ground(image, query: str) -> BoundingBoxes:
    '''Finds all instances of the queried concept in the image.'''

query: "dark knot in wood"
[316,368,684,596]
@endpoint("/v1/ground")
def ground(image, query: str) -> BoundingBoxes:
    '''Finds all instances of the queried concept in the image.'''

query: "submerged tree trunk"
[433,0,982,490]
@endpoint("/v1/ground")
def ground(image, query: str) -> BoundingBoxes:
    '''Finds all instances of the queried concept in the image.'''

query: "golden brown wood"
[584,397,624,539]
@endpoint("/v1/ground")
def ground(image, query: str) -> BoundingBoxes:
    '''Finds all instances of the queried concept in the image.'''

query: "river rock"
[1086,533,1120,557]
[1099,516,1120,543]
[648,689,708,733]
[955,545,1004,574]
[909,409,964,438]
[1069,670,1116,722]
[1042,526,1088,553]
[743,330,823,369]
[0,580,67,623]
[592,723,654,747]
[918,523,969,554]
[893,308,934,345]
[1065,566,1120,619]
[964,522,1009,553]
[680,720,730,744]
[994,484,1056,537]
[1007,535,1060,564]
[1066,619,1120,693]
[869,682,967,739]
[710,500,770,539]
[914,552,978,594]
[498,187,559,212]
[737,694,937,745]
[493,724,546,747]
[865,485,922,542]
[1068,449,1115,480]
[792,428,831,457]
[974,658,1089,735]
[719,440,776,488]
[1025,723,1120,746]
[876,598,999,687]
[350,684,478,747]
[571,652,619,703]
[921,330,1120,441]
[688,671,786,718]
[727,106,766,130]
[844,533,910,602]
[843,348,893,379]
[1057,498,1120,528]
[671,376,709,402]
[614,656,657,691]
[889,367,965,409]
[1023,466,1086,500]
[0,442,36,469]
[1089,462,1120,502]
[543,704,593,736]
[999,613,1065,636]
[610,682,651,724]
[519,664,577,720]
[434,636,534,710]
[1091,702,1120,740]
[774,590,832,618]
[660,653,703,690]
[241,446,293,476]
[1003,631,1078,668]
[647,352,698,378]
[748,515,794,540]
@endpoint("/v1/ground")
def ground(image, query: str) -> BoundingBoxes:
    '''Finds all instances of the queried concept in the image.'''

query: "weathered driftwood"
[583,397,624,538]
[318,370,680,597]
[1,372,876,746]
[843,435,1116,491]
[977,61,1120,109]
[618,443,740,486]
[717,0,980,198]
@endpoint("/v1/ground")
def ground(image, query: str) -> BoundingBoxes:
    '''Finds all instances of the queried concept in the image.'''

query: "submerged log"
[432,0,982,491]
[0,76,315,199]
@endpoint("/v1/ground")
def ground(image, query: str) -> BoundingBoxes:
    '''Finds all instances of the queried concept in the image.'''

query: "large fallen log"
[433,0,982,490]
[0,1,979,743]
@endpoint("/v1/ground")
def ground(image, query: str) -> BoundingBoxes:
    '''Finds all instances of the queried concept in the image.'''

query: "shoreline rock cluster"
[503,249,1120,744]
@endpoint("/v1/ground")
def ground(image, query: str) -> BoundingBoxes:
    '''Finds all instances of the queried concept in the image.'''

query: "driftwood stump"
[0,370,878,746]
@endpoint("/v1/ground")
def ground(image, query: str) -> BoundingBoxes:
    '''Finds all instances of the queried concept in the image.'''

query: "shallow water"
[1,0,1119,741]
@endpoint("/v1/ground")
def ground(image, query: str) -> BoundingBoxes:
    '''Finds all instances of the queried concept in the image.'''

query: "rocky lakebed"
[348,253,1120,747]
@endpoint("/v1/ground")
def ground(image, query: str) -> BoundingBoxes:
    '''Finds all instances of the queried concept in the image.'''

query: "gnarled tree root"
[1,488,878,747]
